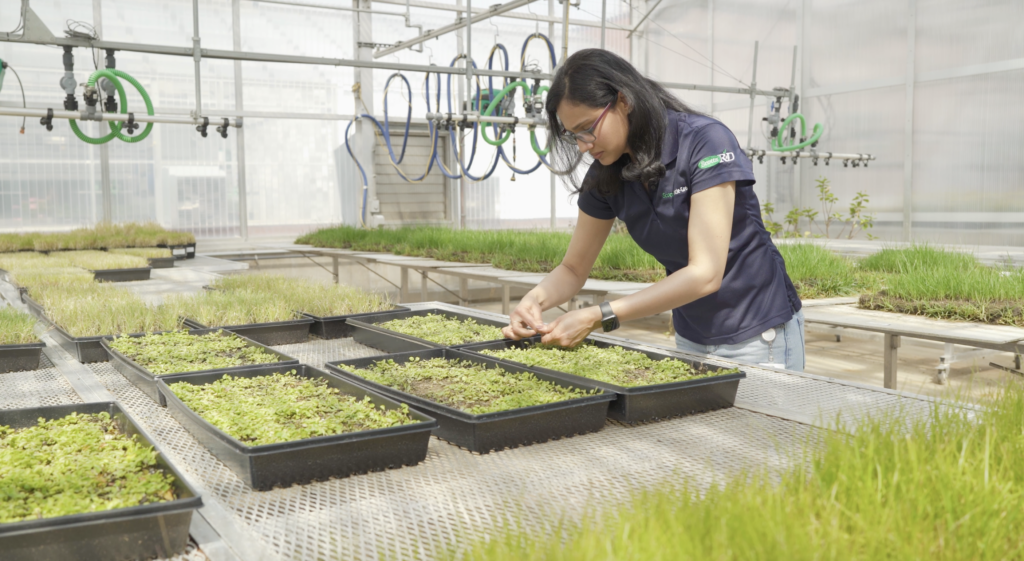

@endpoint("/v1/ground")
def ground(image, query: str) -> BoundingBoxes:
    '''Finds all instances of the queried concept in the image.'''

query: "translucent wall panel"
[808,0,907,89]
[915,0,1024,74]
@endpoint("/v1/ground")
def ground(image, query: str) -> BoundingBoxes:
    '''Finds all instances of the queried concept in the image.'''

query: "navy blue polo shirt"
[578,111,801,345]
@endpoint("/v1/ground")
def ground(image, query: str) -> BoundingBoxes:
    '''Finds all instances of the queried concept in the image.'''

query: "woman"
[502,49,805,371]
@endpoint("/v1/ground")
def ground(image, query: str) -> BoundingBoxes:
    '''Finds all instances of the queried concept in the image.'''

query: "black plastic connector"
[64,94,79,111]
[216,118,229,139]
[123,113,139,135]
[196,117,209,138]
[40,109,54,131]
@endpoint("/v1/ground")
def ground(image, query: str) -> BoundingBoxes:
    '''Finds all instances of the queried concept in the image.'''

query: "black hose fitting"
[196,117,209,138]
[62,46,74,72]
[216,118,230,139]
[40,109,54,131]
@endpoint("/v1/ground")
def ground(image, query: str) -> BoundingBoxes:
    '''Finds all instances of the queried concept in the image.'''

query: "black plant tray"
[182,316,314,346]
[346,307,509,349]
[91,267,152,282]
[301,306,411,339]
[21,294,48,323]
[147,257,175,269]
[102,328,300,406]
[461,337,746,424]
[160,242,196,260]
[158,364,437,490]
[327,348,615,453]
[0,402,203,561]
[0,342,45,373]
[346,321,437,355]
[48,323,109,363]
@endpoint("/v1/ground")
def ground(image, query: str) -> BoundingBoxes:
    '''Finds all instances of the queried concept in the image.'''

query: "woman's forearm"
[606,264,720,323]
[525,263,589,311]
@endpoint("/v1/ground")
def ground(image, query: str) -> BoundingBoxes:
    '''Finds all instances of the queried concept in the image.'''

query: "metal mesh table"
[0,298,947,561]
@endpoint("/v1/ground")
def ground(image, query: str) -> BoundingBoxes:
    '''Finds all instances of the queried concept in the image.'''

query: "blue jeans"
[675,310,805,371]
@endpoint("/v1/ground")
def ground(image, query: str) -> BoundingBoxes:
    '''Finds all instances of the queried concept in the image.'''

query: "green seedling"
[58,250,148,271]
[377,314,505,346]
[480,342,738,387]
[109,330,281,375]
[162,290,299,327]
[169,371,417,446]
[356,356,597,414]
[34,283,181,337]
[0,412,177,524]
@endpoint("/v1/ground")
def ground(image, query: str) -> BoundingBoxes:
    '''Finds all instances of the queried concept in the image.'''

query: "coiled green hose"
[772,112,824,152]
[69,68,154,145]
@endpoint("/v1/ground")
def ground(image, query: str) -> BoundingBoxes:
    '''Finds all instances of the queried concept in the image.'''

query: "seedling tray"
[21,294,48,323]
[461,337,746,424]
[158,364,437,490]
[160,242,196,260]
[0,342,45,373]
[346,307,509,349]
[90,267,152,282]
[182,316,314,346]
[301,305,411,339]
[346,321,437,355]
[327,349,615,453]
[0,402,203,561]
[147,257,175,269]
[102,328,300,406]
[48,323,109,363]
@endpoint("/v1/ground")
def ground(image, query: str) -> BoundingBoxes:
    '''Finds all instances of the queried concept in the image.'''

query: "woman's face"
[556,93,630,166]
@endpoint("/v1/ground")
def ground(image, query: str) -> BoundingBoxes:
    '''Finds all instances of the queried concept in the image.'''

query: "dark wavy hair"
[545,49,700,196]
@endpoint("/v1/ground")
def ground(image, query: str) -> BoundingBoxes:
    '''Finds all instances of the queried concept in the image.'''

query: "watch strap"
[599,301,620,332]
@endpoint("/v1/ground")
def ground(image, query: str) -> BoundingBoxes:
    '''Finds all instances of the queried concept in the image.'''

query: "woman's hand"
[537,306,602,347]
[503,294,546,340]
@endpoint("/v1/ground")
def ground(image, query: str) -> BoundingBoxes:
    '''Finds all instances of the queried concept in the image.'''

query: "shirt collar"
[661,110,682,166]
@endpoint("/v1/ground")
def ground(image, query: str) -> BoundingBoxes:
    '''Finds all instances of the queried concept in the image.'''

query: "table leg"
[420,271,428,302]
[400,267,409,304]
[937,342,953,384]
[502,284,510,315]
[459,279,468,306]
[331,256,338,285]
[884,334,901,390]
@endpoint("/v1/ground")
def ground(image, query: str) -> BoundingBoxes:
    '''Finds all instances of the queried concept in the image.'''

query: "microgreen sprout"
[109,330,282,375]
[377,314,505,346]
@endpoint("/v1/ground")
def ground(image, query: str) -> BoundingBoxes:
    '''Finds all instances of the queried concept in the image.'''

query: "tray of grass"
[346,308,509,348]
[0,307,45,373]
[0,402,203,561]
[345,321,438,355]
[109,247,175,269]
[158,365,436,490]
[327,349,615,453]
[32,284,182,363]
[166,290,314,345]
[20,294,49,324]
[103,328,300,405]
[461,337,746,424]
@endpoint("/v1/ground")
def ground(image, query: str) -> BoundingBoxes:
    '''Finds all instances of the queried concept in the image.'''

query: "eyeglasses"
[560,102,612,146]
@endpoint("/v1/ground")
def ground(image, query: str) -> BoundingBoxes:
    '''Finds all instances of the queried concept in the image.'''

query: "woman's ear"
[617,92,631,113]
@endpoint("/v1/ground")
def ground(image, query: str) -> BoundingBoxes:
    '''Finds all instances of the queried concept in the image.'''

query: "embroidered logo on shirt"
[697,150,735,170]
[662,186,689,199]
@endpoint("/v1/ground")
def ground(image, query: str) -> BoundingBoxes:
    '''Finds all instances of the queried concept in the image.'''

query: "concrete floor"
[205,240,1021,402]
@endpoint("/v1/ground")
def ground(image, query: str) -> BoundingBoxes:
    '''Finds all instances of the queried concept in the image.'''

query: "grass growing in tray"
[168,371,417,446]
[59,250,149,271]
[355,356,597,414]
[210,274,394,317]
[298,226,665,283]
[0,412,177,524]
[162,290,299,327]
[480,342,738,387]
[775,243,881,299]
[110,247,173,259]
[108,330,282,375]
[11,269,96,292]
[457,383,1024,561]
[859,245,1024,326]
[34,284,182,337]
[377,314,505,346]
[0,307,39,346]
[0,222,195,253]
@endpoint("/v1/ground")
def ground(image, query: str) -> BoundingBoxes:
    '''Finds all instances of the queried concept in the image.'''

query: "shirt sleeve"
[576,163,617,220]
[577,187,616,220]
[685,122,757,194]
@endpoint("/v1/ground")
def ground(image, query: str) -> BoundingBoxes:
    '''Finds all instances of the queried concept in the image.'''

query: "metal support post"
[400,267,410,303]
[560,0,571,63]
[354,0,377,227]
[232,0,249,239]
[420,272,428,301]
[465,0,473,114]
[459,278,468,306]
[600,0,606,49]
[93,0,112,223]
[549,0,557,229]
[902,0,917,242]
[456,0,466,230]
[706,0,713,110]
[745,41,759,150]
[192,0,203,118]
[883,334,901,390]
[331,256,339,284]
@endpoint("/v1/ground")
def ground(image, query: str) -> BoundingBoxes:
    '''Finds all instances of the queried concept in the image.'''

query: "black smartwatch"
[599,301,620,332]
